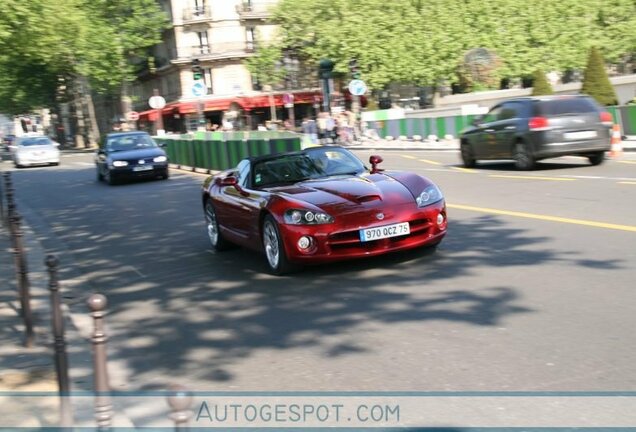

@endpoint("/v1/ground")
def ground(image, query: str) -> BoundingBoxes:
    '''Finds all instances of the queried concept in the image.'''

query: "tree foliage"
[0,0,169,115]
[245,0,636,94]
[581,47,618,106]
[531,70,554,96]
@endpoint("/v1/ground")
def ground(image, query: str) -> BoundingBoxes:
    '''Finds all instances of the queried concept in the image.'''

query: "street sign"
[283,93,294,108]
[126,111,140,121]
[191,81,207,98]
[148,95,166,110]
[348,79,367,96]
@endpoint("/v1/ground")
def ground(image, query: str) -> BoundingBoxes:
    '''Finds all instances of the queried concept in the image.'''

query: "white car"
[11,135,61,168]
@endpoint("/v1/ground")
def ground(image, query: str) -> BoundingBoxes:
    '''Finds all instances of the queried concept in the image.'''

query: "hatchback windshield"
[107,134,157,152]
[18,137,53,147]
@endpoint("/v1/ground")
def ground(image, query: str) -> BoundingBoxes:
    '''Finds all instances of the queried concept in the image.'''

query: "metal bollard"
[46,255,73,426]
[87,294,113,430]
[12,213,34,347]
[167,384,193,431]
[4,172,14,227]
[0,172,4,224]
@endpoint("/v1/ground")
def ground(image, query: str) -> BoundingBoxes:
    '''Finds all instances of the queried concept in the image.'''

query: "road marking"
[618,160,636,165]
[489,174,576,182]
[448,204,636,233]
[401,155,417,159]
[618,181,636,185]
[418,158,442,166]
[451,167,478,173]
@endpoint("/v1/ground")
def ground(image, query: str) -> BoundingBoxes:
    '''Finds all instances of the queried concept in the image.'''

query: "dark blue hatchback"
[95,131,169,185]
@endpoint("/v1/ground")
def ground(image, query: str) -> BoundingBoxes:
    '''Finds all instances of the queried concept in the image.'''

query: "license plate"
[360,222,410,242]
[564,131,597,140]
[133,165,153,172]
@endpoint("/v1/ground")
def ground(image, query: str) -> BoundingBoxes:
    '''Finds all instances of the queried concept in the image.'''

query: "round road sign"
[126,111,140,121]
[149,95,166,110]
[348,79,367,96]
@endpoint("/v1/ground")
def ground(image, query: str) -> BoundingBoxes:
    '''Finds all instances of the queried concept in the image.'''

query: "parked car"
[201,146,447,275]
[459,95,613,170]
[95,131,169,185]
[10,135,61,168]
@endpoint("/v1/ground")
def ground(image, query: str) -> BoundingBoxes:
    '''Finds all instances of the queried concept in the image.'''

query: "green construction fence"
[366,104,636,139]
[154,131,302,172]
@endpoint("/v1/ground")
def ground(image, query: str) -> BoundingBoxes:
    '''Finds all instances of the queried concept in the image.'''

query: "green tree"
[581,46,618,106]
[531,69,554,95]
[244,40,286,88]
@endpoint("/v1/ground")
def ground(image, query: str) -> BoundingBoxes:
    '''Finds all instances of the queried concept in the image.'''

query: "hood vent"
[356,194,381,203]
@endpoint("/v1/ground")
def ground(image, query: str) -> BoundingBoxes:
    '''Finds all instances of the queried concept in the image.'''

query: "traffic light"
[318,58,334,80]
[192,58,203,81]
[349,58,361,80]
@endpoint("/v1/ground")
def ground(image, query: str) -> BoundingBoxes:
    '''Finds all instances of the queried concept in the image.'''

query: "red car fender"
[383,171,438,197]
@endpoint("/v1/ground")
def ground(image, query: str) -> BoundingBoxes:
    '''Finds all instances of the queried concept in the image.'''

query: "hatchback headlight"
[112,160,128,167]
[284,209,334,225]
[153,155,167,163]
[416,184,443,207]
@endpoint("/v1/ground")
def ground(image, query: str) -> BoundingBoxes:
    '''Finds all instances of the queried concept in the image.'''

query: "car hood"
[272,173,416,212]
[106,148,165,160]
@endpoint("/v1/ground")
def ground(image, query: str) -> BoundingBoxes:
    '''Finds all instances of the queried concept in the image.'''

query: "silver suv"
[459,95,613,170]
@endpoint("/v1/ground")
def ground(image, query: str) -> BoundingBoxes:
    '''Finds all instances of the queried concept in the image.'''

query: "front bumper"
[109,163,169,179]
[280,200,447,264]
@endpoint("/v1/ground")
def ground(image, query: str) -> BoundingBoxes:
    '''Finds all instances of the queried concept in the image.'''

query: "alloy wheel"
[263,220,280,270]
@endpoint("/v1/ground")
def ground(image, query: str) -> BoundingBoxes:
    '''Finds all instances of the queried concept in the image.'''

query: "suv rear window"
[535,97,600,116]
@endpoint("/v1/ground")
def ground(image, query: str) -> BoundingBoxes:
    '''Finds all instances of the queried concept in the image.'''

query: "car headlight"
[112,160,128,167]
[284,209,334,225]
[153,155,167,163]
[416,184,443,207]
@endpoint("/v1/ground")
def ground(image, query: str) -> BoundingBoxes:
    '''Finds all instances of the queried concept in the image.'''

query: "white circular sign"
[148,95,166,109]
[348,79,367,96]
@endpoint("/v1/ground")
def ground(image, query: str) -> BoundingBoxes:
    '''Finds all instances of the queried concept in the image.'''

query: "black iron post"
[167,384,193,431]
[46,255,73,426]
[0,171,5,224]
[88,294,112,430]
[12,213,34,347]
[4,172,14,227]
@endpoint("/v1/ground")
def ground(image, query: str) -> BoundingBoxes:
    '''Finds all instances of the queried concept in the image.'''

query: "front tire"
[96,166,104,182]
[588,151,605,166]
[460,142,476,168]
[514,142,535,170]
[262,214,294,275]
[204,200,231,251]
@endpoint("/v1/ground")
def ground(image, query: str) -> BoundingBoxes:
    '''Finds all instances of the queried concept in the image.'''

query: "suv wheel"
[460,143,476,168]
[588,151,605,166]
[514,142,535,170]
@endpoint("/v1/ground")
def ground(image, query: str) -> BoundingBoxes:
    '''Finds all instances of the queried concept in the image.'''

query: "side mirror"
[369,155,384,174]
[220,175,249,196]
[471,115,484,126]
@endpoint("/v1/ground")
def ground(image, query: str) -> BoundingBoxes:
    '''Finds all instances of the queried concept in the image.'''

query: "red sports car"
[201,146,447,274]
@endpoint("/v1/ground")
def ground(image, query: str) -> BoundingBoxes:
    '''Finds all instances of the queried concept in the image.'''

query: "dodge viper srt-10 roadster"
[201,146,447,274]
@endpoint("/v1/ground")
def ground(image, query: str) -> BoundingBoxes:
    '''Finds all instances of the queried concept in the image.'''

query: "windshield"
[18,137,53,147]
[252,148,366,188]
[106,134,157,152]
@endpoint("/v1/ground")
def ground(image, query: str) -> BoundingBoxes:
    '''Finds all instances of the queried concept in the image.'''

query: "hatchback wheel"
[104,169,117,185]
[514,142,535,170]
[96,166,103,182]
[262,214,294,275]
[460,142,476,168]
[205,201,231,251]
[588,151,605,166]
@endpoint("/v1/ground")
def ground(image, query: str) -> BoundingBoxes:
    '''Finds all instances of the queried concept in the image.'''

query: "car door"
[218,160,264,245]
[472,105,503,159]
[493,101,524,158]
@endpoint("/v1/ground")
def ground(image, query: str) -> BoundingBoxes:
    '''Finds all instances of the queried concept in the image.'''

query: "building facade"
[131,0,321,133]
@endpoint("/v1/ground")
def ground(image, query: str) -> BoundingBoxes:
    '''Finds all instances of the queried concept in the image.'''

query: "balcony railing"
[184,42,256,59]
[235,1,277,20]
[182,5,212,23]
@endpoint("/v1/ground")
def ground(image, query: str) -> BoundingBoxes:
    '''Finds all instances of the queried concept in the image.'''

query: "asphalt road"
[5,150,636,400]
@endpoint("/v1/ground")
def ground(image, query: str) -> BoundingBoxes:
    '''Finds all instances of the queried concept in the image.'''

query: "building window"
[246,27,256,51]
[197,31,209,54]
[203,68,213,93]
[194,0,206,16]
